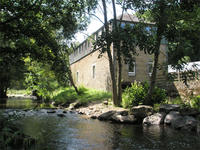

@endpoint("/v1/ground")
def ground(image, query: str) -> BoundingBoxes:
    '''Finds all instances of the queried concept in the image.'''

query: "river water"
[1,98,200,150]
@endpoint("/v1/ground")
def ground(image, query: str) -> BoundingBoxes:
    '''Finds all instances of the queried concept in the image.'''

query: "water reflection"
[1,98,200,150]
[18,113,200,150]
[0,98,7,109]
[0,98,37,109]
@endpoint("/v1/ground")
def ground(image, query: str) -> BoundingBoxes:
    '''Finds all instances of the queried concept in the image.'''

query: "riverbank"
[8,94,37,99]
[4,92,200,135]
[67,101,200,135]
[2,106,200,150]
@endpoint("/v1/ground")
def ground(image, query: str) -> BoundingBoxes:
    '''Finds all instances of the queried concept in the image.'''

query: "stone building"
[69,14,168,91]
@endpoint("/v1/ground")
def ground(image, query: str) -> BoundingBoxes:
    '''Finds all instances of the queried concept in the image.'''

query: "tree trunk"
[0,85,8,98]
[102,0,118,106]
[68,68,79,95]
[117,52,122,106]
[62,50,79,95]
[146,44,160,105]
[146,1,165,105]
[112,0,122,106]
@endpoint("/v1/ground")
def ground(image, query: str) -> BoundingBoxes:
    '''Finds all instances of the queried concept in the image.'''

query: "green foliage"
[0,0,97,97]
[53,86,111,106]
[7,89,31,95]
[0,113,35,149]
[122,82,146,108]
[167,97,184,105]
[122,82,166,108]
[165,97,189,109]
[164,96,200,111]
[190,95,200,111]
[153,103,161,112]
[25,59,60,101]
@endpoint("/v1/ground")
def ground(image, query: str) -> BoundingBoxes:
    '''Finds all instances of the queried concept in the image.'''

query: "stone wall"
[168,80,200,98]
[70,43,168,92]
[70,48,112,91]
[120,44,168,88]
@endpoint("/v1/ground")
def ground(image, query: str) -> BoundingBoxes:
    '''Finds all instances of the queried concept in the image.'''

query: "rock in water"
[111,113,137,123]
[143,112,166,125]
[159,104,180,114]
[130,105,153,119]
[57,113,65,117]
[164,111,181,125]
[98,111,116,121]
[47,110,56,113]
[69,101,83,110]
[197,122,200,135]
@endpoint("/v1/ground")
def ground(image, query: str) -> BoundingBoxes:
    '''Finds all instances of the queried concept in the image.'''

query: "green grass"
[53,86,112,106]
[7,89,31,95]
[160,96,200,111]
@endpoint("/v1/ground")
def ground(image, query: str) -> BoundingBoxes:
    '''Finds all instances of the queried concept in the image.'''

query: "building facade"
[69,14,168,91]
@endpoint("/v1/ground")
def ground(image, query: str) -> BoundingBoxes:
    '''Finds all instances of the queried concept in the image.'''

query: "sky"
[74,3,133,43]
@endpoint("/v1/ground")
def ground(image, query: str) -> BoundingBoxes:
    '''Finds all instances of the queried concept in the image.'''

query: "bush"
[122,81,166,108]
[0,113,35,149]
[190,95,200,111]
[122,82,146,108]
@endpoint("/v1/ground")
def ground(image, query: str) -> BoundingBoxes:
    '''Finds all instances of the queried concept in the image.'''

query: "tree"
[101,0,118,106]
[122,0,175,104]
[166,1,200,66]
[123,0,200,103]
[0,0,97,98]
[94,1,139,106]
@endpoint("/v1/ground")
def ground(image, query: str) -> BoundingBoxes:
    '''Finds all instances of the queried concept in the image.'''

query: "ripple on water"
[1,98,200,150]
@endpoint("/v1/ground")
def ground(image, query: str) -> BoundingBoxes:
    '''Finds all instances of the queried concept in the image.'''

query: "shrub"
[190,95,200,110]
[122,81,166,108]
[122,82,146,108]
[0,113,35,149]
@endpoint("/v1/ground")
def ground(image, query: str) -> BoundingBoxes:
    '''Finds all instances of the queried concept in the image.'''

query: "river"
[1,98,200,150]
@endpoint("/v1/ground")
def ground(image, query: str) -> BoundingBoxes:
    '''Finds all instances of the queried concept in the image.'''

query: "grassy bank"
[52,86,112,106]
[7,89,31,95]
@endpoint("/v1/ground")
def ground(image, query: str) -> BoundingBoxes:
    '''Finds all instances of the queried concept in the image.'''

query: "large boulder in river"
[98,111,116,121]
[182,116,198,131]
[171,116,198,131]
[111,112,138,123]
[159,104,180,114]
[165,111,198,131]
[197,122,200,135]
[130,105,153,120]
[164,111,181,125]
[143,112,166,125]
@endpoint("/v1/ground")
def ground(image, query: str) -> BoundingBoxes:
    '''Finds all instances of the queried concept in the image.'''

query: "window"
[148,62,153,76]
[92,65,95,79]
[120,22,126,28]
[96,32,99,40]
[85,41,87,50]
[79,46,81,54]
[128,61,136,76]
[76,71,79,82]
[88,40,90,48]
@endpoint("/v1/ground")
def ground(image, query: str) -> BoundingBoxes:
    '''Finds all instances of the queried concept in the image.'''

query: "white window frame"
[92,64,96,79]
[128,61,136,76]
[148,62,153,76]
